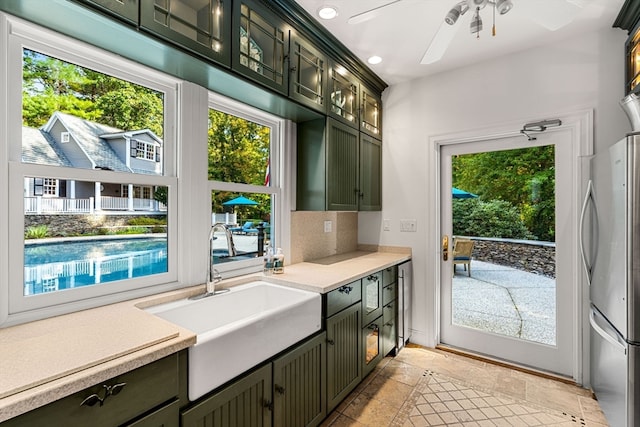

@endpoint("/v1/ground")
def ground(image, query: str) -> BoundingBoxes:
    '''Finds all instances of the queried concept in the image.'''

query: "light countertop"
[0,247,410,422]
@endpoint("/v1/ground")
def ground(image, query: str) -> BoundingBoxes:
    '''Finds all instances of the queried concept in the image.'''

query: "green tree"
[208,110,271,219]
[22,49,164,136]
[453,199,534,240]
[452,145,555,241]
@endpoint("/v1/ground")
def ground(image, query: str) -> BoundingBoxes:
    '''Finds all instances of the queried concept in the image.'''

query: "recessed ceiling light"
[317,5,338,20]
[367,55,382,65]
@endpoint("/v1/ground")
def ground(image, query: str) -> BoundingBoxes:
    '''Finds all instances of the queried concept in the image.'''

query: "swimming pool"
[24,237,168,296]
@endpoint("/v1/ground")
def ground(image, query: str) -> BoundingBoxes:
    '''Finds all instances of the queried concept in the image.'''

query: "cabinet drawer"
[382,265,397,287]
[327,279,361,317]
[382,282,397,306]
[2,354,179,427]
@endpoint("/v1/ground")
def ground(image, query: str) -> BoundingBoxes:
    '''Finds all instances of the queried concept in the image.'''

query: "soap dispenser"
[273,248,284,274]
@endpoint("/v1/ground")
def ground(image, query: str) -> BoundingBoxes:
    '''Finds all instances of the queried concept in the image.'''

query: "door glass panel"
[154,0,224,52]
[450,146,557,346]
[364,324,379,364]
[364,276,379,314]
[329,67,357,124]
[292,42,324,104]
[361,91,380,136]
[239,3,285,84]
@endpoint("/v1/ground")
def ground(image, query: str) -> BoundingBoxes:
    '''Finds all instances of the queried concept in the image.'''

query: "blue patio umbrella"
[222,195,259,206]
[452,187,478,199]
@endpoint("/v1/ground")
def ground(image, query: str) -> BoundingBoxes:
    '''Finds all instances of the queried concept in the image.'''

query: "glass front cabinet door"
[140,0,230,67]
[327,60,359,128]
[362,272,382,325]
[233,0,289,95]
[289,32,327,112]
[360,85,382,139]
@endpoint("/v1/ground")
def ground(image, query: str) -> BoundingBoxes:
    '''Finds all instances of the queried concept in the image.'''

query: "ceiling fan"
[347,0,592,65]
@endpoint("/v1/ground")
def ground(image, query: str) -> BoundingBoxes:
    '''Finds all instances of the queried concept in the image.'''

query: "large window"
[207,94,283,275]
[3,17,178,323]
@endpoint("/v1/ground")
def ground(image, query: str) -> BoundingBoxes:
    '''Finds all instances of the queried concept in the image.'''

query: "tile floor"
[321,345,609,427]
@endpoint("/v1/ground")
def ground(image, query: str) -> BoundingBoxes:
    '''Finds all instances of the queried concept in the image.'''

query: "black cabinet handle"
[263,399,274,411]
[338,285,352,294]
[326,338,335,345]
[275,385,286,395]
[80,382,127,407]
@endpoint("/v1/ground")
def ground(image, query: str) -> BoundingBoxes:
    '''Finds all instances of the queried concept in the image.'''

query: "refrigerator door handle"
[590,308,626,355]
[579,180,597,285]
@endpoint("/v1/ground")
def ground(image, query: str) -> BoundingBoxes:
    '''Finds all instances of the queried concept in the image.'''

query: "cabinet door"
[326,303,361,412]
[362,272,382,325]
[125,399,180,427]
[289,32,327,112]
[326,119,359,211]
[359,133,381,211]
[181,364,272,427]
[233,0,289,95]
[382,302,397,357]
[360,85,382,139]
[362,317,383,377]
[140,0,231,67]
[327,60,359,128]
[75,0,139,24]
[273,332,326,427]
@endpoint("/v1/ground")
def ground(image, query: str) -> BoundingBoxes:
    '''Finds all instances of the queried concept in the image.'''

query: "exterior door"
[439,130,575,377]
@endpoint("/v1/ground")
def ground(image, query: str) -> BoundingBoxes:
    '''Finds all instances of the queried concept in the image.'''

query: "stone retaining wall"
[25,214,166,237]
[468,238,556,278]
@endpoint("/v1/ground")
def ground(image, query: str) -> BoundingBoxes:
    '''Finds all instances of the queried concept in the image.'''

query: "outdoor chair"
[229,221,254,234]
[453,238,475,277]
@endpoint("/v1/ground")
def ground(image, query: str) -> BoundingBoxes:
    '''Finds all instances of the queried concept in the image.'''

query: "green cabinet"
[73,0,139,24]
[289,32,328,113]
[326,302,361,412]
[181,332,326,427]
[1,353,183,427]
[297,118,382,211]
[273,333,327,427]
[233,0,290,95]
[182,364,272,427]
[362,316,383,378]
[140,0,231,67]
[382,265,398,357]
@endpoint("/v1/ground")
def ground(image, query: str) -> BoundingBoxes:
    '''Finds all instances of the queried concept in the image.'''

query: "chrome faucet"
[189,224,230,300]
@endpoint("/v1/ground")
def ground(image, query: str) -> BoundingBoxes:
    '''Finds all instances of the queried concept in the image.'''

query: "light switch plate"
[324,220,332,233]
[400,219,417,232]
[383,219,391,231]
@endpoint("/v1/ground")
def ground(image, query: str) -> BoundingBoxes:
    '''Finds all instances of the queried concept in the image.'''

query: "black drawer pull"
[327,338,335,345]
[80,382,127,407]
[338,285,353,294]
[275,385,286,395]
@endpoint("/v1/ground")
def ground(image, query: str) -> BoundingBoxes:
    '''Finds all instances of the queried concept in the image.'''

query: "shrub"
[25,224,49,239]
[453,199,535,240]
[116,226,149,235]
[127,216,166,226]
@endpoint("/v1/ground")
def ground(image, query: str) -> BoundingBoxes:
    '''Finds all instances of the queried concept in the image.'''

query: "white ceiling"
[294,0,627,85]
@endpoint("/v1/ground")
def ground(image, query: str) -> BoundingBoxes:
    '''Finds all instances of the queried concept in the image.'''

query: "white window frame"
[0,14,181,326]
[60,131,70,143]
[207,92,290,278]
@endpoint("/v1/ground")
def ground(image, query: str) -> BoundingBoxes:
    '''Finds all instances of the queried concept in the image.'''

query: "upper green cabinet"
[233,0,290,95]
[327,60,359,128]
[289,32,328,112]
[74,0,139,24]
[297,118,381,211]
[360,85,382,138]
[140,0,231,67]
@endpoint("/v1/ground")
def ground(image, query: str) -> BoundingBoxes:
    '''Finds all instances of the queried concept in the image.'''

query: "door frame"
[426,110,593,384]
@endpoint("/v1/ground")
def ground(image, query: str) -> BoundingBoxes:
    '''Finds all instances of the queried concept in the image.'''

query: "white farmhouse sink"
[145,281,321,401]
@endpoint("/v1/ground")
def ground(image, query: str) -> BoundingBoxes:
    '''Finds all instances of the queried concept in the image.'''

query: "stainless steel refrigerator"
[581,134,640,427]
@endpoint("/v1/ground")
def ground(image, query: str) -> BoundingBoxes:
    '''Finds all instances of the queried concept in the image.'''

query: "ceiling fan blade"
[420,20,460,65]
[347,0,404,25]
[521,0,590,31]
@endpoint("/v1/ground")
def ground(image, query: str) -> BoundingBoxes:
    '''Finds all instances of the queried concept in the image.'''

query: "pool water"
[24,238,168,295]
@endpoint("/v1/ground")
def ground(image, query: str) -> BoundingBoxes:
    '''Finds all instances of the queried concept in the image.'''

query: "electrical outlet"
[383,219,391,231]
[324,220,332,233]
[400,219,417,232]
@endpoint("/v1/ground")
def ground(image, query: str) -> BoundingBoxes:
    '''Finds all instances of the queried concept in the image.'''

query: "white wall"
[360,27,630,348]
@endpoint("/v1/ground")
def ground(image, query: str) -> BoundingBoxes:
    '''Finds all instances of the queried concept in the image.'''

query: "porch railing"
[24,196,167,214]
